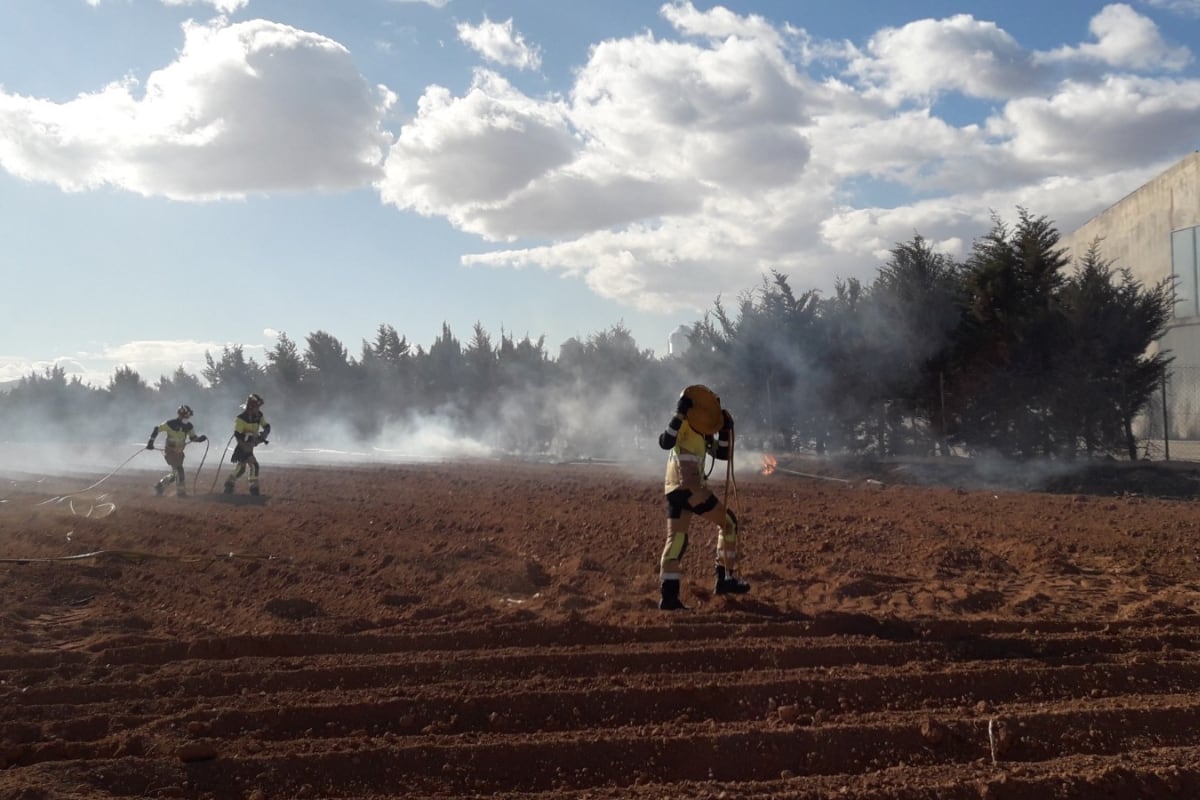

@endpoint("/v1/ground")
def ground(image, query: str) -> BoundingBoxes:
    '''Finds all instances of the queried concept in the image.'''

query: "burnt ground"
[2,450,1200,798]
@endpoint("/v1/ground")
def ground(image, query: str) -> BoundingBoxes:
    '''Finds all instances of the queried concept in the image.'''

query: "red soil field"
[2,453,1200,798]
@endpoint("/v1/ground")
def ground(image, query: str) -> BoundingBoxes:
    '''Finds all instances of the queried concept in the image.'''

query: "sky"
[3,0,1200,389]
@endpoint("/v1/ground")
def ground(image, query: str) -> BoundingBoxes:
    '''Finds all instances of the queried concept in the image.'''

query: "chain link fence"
[1140,365,1200,461]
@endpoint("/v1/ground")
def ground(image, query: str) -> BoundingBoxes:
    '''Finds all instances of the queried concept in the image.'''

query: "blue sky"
[3,0,1200,387]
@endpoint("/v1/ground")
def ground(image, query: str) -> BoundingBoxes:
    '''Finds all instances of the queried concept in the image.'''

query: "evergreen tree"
[1060,242,1173,458]
[871,235,966,453]
[156,366,205,401]
[202,345,264,415]
[956,210,1072,457]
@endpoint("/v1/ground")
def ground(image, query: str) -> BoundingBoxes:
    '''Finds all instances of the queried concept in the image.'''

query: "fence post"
[939,371,948,457]
[1162,371,1170,461]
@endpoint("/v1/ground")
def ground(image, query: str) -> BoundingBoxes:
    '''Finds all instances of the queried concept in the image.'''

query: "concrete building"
[1060,151,1200,440]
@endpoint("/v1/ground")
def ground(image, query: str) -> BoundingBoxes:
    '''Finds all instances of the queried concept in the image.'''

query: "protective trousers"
[226,453,260,490]
[160,447,186,492]
[659,487,740,582]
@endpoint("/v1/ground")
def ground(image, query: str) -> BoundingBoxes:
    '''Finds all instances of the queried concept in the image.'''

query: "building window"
[1172,226,1199,318]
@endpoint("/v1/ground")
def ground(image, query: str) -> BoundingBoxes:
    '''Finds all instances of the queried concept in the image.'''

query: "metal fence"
[1141,365,1200,461]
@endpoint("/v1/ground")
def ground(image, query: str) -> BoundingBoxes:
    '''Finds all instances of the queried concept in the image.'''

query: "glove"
[721,409,734,431]
[675,394,692,416]
[146,438,155,450]
[195,435,207,443]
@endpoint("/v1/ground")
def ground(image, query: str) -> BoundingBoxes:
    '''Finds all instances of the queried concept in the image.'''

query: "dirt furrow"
[4,462,1200,797]
[8,703,1200,797]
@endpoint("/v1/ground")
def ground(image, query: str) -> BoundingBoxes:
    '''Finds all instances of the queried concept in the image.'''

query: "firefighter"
[223,393,271,496]
[147,404,207,497]
[657,384,750,610]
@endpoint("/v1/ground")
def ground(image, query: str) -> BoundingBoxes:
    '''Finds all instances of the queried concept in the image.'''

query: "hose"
[35,447,147,506]
[724,424,742,543]
[192,437,212,495]
[67,496,116,519]
[0,549,278,565]
[724,425,739,511]
[208,433,237,494]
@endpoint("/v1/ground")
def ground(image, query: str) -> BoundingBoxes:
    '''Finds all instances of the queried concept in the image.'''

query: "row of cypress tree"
[1,210,1173,461]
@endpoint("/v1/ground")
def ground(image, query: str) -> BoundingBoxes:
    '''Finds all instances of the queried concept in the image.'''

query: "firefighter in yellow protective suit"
[223,393,271,496]
[657,384,750,610]
[146,404,207,497]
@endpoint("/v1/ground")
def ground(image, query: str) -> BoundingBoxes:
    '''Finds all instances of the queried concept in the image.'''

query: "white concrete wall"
[1061,151,1200,290]
[1060,152,1200,441]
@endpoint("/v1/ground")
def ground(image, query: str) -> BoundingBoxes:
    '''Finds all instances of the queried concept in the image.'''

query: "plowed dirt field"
[3,453,1200,799]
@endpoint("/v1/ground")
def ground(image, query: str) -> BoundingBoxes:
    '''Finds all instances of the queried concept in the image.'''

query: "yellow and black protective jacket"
[151,418,201,451]
[659,414,731,494]
[233,409,270,453]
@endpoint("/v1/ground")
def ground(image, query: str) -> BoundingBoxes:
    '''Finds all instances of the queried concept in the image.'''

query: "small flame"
[761,453,777,476]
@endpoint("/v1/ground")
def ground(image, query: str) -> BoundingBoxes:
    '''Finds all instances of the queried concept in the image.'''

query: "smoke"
[280,413,495,464]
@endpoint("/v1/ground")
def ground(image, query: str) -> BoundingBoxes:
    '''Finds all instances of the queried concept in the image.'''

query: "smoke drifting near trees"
[0,211,1174,486]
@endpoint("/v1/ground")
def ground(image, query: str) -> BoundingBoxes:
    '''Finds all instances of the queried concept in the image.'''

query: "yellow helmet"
[681,384,723,435]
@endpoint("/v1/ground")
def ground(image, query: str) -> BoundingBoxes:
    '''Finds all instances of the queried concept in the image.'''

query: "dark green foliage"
[870,235,965,454]
[1057,242,1173,458]
[952,209,1074,457]
[0,209,1174,459]
[202,345,263,405]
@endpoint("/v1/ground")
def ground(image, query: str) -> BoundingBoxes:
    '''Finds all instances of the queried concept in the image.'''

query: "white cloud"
[809,108,986,186]
[87,0,251,11]
[1041,3,1191,71]
[0,340,239,389]
[845,14,1047,103]
[441,2,1200,312]
[819,162,1174,264]
[457,16,541,71]
[990,75,1200,170]
[660,0,786,50]
[11,1,1200,321]
[0,356,87,385]
[162,0,251,13]
[379,69,578,234]
[0,18,393,199]
[84,340,234,385]
[1141,0,1200,16]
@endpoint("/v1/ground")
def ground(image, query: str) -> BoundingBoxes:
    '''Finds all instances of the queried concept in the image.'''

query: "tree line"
[1,210,1173,461]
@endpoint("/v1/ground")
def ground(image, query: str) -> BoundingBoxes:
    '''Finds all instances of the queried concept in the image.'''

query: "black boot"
[223,481,235,495]
[715,565,751,595]
[154,481,164,496]
[659,578,688,611]
[249,484,260,497]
